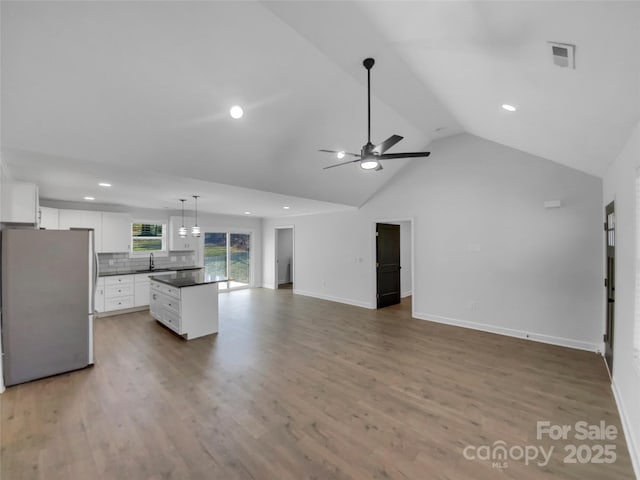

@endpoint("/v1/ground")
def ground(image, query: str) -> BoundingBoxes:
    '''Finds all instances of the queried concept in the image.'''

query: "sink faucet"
[149,252,155,271]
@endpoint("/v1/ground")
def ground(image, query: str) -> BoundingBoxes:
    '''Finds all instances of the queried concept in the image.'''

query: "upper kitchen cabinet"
[38,206,59,229]
[169,216,196,251]
[58,209,103,251]
[2,182,39,224]
[102,212,131,253]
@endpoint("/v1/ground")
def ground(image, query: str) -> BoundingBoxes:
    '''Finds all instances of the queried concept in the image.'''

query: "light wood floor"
[1,289,635,479]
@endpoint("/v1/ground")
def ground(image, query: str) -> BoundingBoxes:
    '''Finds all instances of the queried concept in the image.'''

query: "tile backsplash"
[98,251,198,274]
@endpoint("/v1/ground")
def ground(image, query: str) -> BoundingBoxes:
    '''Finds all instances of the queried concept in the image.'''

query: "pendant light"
[178,199,187,238]
[192,195,201,237]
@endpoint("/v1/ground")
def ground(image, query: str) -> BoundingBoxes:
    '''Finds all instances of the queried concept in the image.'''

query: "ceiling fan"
[320,57,430,171]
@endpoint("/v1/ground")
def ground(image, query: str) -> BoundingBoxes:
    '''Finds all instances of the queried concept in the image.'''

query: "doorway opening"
[275,227,294,290]
[374,220,413,311]
[604,201,615,376]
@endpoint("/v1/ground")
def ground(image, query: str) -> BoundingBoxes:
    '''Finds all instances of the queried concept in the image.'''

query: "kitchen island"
[149,270,224,340]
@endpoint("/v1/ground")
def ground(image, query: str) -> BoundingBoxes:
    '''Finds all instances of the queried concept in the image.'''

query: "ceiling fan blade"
[378,151,431,160]
[318,149,360,157]
[323,158,361,169]
[373,135,403,154]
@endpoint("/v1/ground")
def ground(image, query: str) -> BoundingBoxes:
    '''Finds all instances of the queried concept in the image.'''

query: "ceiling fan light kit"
[320,57,430,171]
[360,159,379,170]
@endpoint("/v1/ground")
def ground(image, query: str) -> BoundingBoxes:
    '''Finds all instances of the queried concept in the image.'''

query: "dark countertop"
[99,266,203,277]
[149,270,226,288]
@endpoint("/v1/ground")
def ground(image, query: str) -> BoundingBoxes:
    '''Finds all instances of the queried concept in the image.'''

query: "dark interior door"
[376,223,400,308]
[604,201,615,374]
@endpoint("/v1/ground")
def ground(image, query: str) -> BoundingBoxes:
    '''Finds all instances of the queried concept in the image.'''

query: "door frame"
[274,225,295,290]
[200,226,256,290]
[371,217,415,316]
[604,200,615,376]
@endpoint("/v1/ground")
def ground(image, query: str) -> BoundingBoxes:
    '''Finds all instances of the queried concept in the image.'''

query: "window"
[204,231,251,289]
[635,176,640,369]
[131,222,167,255]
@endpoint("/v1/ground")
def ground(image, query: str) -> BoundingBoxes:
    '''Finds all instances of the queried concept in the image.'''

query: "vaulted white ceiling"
[2,1,639,217]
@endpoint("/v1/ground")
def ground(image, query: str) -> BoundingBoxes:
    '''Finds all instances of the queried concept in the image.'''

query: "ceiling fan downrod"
[363,57,375,148]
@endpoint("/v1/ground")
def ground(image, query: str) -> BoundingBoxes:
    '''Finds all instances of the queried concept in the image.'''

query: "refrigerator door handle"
[92,251,99,314]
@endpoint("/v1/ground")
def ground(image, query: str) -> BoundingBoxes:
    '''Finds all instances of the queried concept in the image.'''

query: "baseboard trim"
[293,289,374,309]
[261,283,275,290]
[413,311,601,352]
[612,380,640,478]
[401,291,412,298]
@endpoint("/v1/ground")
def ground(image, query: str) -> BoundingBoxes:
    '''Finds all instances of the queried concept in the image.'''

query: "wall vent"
[548,42,576,69]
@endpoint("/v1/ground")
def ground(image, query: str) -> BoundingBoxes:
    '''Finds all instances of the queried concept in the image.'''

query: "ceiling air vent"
[548,42,576,69]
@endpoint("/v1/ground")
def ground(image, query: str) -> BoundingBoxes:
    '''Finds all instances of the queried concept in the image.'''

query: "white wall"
[276,228,293,284]
[602,121,640,476]
[263,211,373,306]
[263,133,604,351]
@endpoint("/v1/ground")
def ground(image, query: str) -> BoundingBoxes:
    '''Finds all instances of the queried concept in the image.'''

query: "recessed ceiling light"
[84,196,95,201]
[502,104,517,112]
[98,182,112,187]
[244,211,251,215]
[283,206,291,210]
[230,105,244,119]
[337,151,345,159]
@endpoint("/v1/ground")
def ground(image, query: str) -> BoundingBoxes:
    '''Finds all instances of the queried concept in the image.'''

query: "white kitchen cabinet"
[38,206,59,229]
[150,279,218,339]
[103,275,134,311]
[59,209,103,251]
[134,272,156,307]
[96,271,184,315]
[102,212,131,253]
[2,182,39,224]
[169,216,196,251]
[95,278,105,313]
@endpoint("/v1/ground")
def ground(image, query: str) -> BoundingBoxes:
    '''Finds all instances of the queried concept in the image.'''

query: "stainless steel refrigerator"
[1,228,96,386]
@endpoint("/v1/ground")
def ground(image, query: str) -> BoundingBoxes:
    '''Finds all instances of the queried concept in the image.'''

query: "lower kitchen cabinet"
[102,275,134,312]
[149,279,218,339]
[98,270,193,315]
[134,272,156,307]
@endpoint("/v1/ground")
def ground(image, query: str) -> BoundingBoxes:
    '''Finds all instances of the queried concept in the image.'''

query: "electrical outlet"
[108,259,114,266]
[469,300,477,311]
